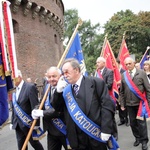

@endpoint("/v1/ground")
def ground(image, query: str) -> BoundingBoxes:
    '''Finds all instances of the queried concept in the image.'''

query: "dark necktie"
[129,71,133,79]
[73,84,78,95]
[51,87,55,98]
[147,74,150,79]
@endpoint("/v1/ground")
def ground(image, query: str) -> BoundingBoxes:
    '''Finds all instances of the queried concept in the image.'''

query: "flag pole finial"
[147,46,150,50]
[123,31,126,38]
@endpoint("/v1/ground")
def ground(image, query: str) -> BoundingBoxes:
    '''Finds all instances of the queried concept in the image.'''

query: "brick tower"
[9,0,64,85]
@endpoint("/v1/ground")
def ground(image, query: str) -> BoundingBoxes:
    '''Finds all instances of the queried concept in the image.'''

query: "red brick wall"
[10,0,64,85]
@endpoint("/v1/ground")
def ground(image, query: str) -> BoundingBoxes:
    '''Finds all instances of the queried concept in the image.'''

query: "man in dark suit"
[52,58,115,150]
[10,70,44,150]
[116,59,129,126]
[120,57,150,150]
[32,67,67,150]
[96,56,118,140]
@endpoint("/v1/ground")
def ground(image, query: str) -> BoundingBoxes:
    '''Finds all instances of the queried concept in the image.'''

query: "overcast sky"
[62,0,150,26]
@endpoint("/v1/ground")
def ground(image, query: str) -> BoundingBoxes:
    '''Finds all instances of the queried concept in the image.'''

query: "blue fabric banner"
[65,32,87,76]
[140,48,150,69]
[0,47,9,126]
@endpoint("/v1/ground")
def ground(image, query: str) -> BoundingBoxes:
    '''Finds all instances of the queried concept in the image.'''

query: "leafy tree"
[103,10,150,61]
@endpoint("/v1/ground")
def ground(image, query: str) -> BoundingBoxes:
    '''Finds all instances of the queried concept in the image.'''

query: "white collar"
[17,80,24,90]
[74,75,83,87]
[128,67,136,75]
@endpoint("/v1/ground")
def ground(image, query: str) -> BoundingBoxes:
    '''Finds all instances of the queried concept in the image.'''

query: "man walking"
[120,57,150,150]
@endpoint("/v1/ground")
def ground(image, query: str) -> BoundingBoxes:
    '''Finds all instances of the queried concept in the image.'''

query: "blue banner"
[0,47,9,126]
[140,48,150,69]
[65,32,87,75]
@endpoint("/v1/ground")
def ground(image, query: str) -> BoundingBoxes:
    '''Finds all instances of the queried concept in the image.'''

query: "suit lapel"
[102,67,107,77]
[133,69,139,79]
[84,77,94,115]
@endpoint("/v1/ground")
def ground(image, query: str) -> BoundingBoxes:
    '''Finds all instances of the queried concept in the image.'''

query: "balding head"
[124,57,135,71]
[96,57,106,70]
[46,66,61,86]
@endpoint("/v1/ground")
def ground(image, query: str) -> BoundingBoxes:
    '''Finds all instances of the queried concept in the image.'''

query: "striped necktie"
[73,84,78,95]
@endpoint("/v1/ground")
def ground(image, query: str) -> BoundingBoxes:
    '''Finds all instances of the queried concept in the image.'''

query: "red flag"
[102,40,121,102]
[0,1,18,127]
[118,39,130,70]
[0,1,18,79]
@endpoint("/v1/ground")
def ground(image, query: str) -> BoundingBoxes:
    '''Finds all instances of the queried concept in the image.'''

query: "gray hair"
[62,58,81,72]
[47,66,62,75]
[96,57,106,63]
[124,57,135,64]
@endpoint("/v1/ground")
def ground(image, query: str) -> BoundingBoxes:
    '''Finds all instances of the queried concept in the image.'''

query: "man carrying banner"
[120,57,150,150]
[52,58,119,150]
[10,70,44,150]
[32,67,67,150]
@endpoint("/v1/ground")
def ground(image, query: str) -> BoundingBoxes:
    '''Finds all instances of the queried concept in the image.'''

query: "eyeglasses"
[62,68,76,75]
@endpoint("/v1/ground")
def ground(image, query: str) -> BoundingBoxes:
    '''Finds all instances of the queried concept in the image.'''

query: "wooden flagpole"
[139,46,150,64]
[21,18,83,150]
[117,31,126,59]
[100,33,108,56]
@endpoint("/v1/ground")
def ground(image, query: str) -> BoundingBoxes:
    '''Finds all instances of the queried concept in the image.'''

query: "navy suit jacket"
[12,81,40,130]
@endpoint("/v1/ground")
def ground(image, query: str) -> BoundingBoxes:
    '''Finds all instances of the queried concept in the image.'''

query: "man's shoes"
[133,140,140,147]
[142,142,148,150]
[118,122,125,126]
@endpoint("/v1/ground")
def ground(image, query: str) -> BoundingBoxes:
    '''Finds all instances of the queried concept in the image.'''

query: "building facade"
[9,0,64,85]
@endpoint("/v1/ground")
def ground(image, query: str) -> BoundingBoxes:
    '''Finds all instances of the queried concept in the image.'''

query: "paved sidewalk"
[0,111,150,150]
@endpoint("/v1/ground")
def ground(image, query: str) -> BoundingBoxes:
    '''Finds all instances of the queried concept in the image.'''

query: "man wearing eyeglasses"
[52,58,116,150]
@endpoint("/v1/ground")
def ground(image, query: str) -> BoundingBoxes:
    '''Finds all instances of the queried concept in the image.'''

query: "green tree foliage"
[104,10,150,61]
[64,9,150,73]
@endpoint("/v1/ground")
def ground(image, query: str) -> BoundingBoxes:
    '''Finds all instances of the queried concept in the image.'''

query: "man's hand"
[101,132,111,141]
[121,106,125,111]
[32,109,43,119]
[57,76,68,93]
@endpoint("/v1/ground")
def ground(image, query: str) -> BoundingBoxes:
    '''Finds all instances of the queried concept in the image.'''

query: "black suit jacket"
[12,82,40,130]
[102,67,114,90]
[52,76,115,148]
[42,86,65,136]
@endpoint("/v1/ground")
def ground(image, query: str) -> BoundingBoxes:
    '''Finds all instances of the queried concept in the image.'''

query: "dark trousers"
[117,101,128,123]
[15,125,44,150]
[112,117,118,139]
[72,142,108,150]
[47,131,67,150]
[127,106,149,143]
